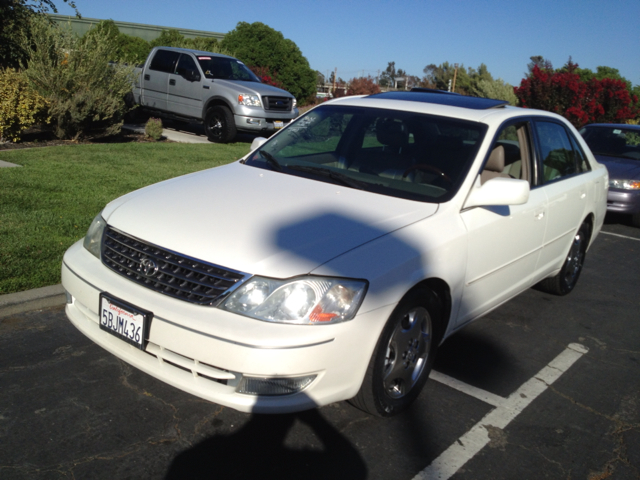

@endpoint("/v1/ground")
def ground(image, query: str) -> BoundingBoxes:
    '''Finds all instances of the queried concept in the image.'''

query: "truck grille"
[262,96,292,112]
[102,226,248,305]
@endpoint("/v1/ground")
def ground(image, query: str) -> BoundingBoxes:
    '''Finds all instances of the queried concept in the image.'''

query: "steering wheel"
[402,164,452,184]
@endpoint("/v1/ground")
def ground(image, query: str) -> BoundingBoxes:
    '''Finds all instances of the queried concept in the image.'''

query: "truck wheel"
[204,106,237,143]
[349,287,442,417]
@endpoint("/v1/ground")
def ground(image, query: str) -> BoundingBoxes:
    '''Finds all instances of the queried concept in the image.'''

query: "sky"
[53,0,640,88]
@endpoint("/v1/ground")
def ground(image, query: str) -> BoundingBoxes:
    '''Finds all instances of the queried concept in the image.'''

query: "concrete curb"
[0,284,66,319]
[122,123,211,144]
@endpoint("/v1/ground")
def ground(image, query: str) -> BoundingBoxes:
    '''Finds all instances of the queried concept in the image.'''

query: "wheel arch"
[405,277,452,344]
[202,96,234,119]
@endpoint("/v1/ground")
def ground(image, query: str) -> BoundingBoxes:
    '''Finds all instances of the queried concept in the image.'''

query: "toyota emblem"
[139,257,159,277]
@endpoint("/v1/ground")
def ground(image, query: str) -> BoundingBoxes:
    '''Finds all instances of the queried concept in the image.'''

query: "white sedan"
[62,90,607,417]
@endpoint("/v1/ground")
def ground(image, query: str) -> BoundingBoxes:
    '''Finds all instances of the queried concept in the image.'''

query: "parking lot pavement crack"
[549,385,640,479]
[117,360,186,446]
[518,443,571,478]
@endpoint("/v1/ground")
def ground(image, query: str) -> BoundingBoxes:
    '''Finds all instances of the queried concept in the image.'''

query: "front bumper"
[607,188,640,214]
[234,114,295,133]
[61,241,390,413]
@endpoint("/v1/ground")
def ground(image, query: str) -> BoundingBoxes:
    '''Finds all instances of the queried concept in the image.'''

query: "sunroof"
[368,91,509,110]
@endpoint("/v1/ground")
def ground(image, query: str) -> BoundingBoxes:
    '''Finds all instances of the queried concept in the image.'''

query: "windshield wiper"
[286,165,368,190]
[260,151,283,172]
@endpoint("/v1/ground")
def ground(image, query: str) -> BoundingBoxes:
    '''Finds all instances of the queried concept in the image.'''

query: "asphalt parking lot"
[1,215,639,480]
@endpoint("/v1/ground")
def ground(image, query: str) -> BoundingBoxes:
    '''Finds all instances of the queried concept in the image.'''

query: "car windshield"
[580,126,640,161]
[196,56,260,82]
[245,105,487,203]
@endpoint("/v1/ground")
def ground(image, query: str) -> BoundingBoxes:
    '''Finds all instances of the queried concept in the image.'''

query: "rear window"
[149,50,180,73]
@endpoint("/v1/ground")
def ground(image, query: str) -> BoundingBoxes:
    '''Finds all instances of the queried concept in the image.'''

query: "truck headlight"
[221,275,367,325]
[238,94,262,107]
[83,212,106,259]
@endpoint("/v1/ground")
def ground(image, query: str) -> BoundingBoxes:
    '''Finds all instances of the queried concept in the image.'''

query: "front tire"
[204,106,237,143]
[350,287,442,417]
[536,222,590,295]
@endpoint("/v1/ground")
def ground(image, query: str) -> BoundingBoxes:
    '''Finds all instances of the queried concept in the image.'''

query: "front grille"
[262,96,292,112]
[102,226,248,305]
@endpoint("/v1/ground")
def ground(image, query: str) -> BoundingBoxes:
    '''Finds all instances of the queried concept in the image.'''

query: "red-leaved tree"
[515,64,638,127]
[346,76,381,96]
[248,65,284,90]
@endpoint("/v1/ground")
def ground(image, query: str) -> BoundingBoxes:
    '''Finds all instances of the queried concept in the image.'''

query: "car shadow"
[164,404,367,480]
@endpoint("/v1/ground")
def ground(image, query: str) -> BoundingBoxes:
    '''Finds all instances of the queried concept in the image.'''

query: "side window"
[569,135,591,173]
[534,121,581,182]
[175,54,198,77]
[481,121,532,185]
[149,50,180,73]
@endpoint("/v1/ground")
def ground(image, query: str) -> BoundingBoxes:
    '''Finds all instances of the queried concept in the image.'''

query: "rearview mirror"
[464,177,530,209]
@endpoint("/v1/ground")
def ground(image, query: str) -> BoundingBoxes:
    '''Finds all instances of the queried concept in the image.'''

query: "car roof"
[153,46,234,60]
[582,123,640,131]
[323,91,562,125]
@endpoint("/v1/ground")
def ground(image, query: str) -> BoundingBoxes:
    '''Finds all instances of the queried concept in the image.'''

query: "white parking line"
[600,231,640,242]
[429,371,506,407]
[417,343,589,480]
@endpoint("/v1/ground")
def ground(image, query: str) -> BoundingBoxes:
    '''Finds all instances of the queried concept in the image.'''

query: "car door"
[142,49,180,112]
[458,120,547,325]
[531,119,594,277]
[168,53,204,118]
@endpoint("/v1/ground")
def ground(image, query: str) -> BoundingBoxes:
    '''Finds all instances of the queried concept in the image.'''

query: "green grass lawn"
[0,141,250,295]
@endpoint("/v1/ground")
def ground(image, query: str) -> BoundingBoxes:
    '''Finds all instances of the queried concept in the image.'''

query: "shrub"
[346,76,381,96]
[0,68,49,142]
[21,16,137,140]
[145,117,163,140]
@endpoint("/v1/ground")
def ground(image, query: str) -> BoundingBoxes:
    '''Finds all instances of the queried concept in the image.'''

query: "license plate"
[99,294,151,350]
[274,121,284,129]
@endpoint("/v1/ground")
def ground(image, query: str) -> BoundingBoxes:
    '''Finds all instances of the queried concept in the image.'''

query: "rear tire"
[536,222,590,296]
[204,106,236,143]
[350,287,442,417]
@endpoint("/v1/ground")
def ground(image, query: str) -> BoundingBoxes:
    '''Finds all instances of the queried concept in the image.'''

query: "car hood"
[594,154,640,179]
[103,162,438,278]
[212,79,294,98]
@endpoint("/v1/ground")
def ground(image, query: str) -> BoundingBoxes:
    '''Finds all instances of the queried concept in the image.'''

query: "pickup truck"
[131,46,299,143]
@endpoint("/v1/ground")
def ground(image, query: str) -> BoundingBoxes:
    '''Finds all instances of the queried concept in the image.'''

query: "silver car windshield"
[196,56,260,82]
[245,105,487,202]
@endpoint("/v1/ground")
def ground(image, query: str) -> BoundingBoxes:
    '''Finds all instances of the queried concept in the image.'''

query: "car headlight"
[609,179,640,190]
[238,94,261,107]
[83,212,106,259]
[292,98,297,108]
[221,275,367,325]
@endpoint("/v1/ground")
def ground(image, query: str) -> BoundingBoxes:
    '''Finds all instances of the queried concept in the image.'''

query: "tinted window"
[149,50,180,73]
[535,121,581,182]
[175,54,198,77]
[196,56,260,82]
[245,105,487,203]
[581,126,640,161]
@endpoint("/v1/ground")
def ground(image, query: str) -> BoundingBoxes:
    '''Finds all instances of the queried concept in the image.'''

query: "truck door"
[168,53,204,118]
[142,49,180,112]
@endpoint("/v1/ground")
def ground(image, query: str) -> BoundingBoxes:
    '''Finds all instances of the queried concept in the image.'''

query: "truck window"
[175,54,198,77]
[196,56,260,82]
[149,50,180,74]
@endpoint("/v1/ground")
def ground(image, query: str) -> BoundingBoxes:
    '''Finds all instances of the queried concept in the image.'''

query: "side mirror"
[185,69,201,82]
[464,177,530,209]
[250,137,268,151]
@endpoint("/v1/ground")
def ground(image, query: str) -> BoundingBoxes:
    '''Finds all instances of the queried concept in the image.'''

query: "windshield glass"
[196,56,260,82]
[580,126,640,161]
[245,105,487,203]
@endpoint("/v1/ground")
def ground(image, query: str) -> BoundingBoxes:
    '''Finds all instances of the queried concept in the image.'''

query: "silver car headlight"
[238,94,262,107]
[609,179,640,190]
[221,275,367,325]
[83,212,106,259]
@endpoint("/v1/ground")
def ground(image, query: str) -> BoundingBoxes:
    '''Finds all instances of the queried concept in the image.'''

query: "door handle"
[144,74,150,81]
[169,79,176,86]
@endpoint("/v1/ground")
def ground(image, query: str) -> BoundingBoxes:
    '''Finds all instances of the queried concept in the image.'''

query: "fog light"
[236,375,316,396]
[246,118,261,125]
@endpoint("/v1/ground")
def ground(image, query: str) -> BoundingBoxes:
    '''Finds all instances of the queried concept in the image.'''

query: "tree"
[346,76,381,96]
[221,22,316,103]
[515,63,638,127]
[379,61,396,88]
[474,78,517,105]
[0,0,79,69]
